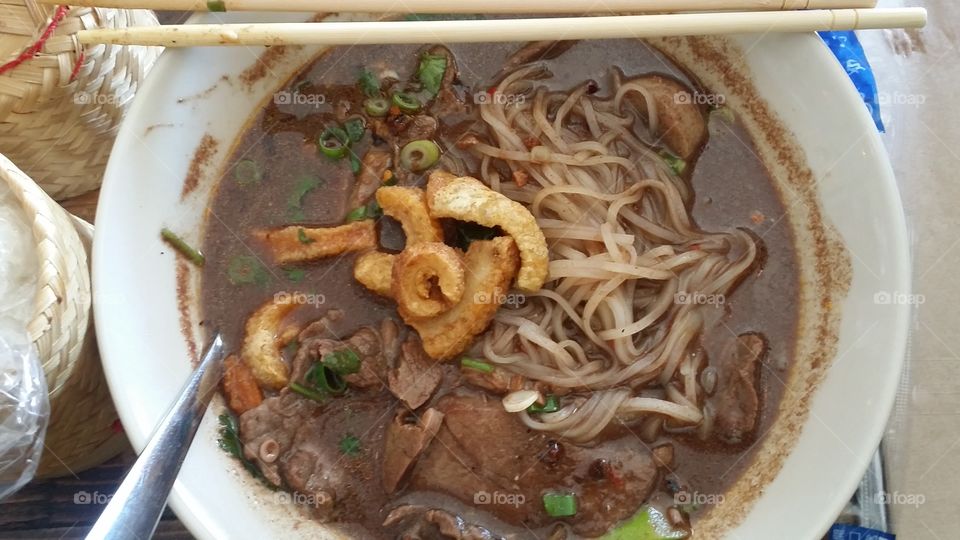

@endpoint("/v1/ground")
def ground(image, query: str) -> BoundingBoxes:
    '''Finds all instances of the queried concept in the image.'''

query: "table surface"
[3,2,956,538]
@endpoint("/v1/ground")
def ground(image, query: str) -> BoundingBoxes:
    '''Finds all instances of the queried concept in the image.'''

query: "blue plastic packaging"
[828,524,896,540]
[819,31,885,132]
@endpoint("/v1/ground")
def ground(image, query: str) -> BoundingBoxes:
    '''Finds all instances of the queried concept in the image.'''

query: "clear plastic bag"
[0,325,49,500]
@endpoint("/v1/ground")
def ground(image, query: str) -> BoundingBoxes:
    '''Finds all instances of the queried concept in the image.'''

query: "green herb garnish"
[460,357,494,374]
[339,434,362,456]
[349,152,362,176]
[345,200,382,222]
[543,492,577,518]
[323,348,361,375]
[528,395,561,414]
[161,228,205,267]
[364,97,390,117]
[234,159,262,186]
[344,117,366,143]
[602,506,689,539]
[417,52,448,97]
[290,381,328,402]
[297,228,316,244]
[285,268,307,282]
[358,69,382,98]
[287,175,322,218]
[226,255,269,286]
[660,151,686,176]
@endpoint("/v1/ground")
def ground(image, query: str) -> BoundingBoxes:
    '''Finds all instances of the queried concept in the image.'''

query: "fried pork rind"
[354,251,395,297]
[409,236,520,360]
[392,242,466,320]
[376,186,443,244]
[426,171,547,292]
[354,186,445,298]
[256,220,376,265]
[241,295,298,389]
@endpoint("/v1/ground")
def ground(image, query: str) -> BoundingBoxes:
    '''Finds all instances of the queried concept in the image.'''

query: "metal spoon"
[87,334,225,540]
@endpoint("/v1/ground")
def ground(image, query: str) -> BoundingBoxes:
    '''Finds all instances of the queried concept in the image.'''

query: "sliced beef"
[624,74,707,161]
[388,338,442,409]
[409,390,662,536]
[239,393,318,487]
[398,115,438,145]
[384,505,498,540]
[426,45,467,117]
[348,150,391,209]
[382,408,444,493]
[291,323,388,389]
[501,40,577,72]
[709,332,768,445]
[343,326,388,389]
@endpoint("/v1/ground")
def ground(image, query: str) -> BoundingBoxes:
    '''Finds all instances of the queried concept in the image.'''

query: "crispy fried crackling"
[426,171,547,292]
[256,220,376,264]
[408,236,520,360]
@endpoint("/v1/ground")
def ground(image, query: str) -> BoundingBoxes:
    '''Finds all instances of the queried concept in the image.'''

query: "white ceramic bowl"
[94,12,910,540]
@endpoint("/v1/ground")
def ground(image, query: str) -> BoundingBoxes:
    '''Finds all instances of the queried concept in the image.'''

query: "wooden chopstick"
[76,8,926,47]
[47,0,879,13]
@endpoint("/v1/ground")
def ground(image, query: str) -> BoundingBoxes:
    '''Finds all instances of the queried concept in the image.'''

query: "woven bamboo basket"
[0,153,127,478]
[0,2,161,201]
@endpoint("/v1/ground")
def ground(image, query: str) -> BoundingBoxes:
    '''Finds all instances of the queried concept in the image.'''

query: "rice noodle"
[471,67,759,442]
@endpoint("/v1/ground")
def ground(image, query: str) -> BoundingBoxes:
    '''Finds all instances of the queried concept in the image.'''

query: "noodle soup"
[199,40,799,538]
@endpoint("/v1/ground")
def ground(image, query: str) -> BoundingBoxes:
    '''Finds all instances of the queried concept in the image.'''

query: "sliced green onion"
[349,153,362,175]
[161,228,205,267]
[234,159,262,186]
[528,395,561,414]
[345,206,368,222]
[318,127,349,159]
[391,92,421,114]
[602,506,689,539]
[344,117,366,143]
[226,255,268,285]
[400,139,441,172]
[323,348,361,375]
[306,362,347,395]
[285,268,307,282]
[287,175,322,217]
[543,492,577,518]
[417,52,448,97]
[460,357,494,374]
[364,97,390,117]
[346,200,381,222]
[339,434,362,456]
[290,381,327,402]
[660,151,686,176]
[297,228,316,244]
[206,0,226,11]
[358,69,381,98]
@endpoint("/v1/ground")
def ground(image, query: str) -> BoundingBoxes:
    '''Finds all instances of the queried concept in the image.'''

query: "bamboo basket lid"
[0,2,161,201]
[0,152,127,478]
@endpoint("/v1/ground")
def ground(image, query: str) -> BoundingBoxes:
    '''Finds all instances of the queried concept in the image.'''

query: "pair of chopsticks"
[48,0,926,47]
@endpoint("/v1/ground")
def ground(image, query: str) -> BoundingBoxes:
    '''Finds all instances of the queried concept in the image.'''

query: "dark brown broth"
[200,40,799,538]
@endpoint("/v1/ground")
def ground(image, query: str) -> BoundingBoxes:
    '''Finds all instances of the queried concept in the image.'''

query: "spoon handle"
[87,334,225,540]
